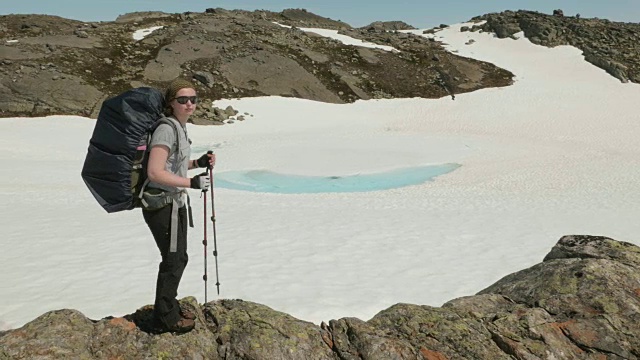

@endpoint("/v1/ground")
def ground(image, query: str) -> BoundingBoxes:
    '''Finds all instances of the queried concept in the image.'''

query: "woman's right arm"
[147,145,191,188]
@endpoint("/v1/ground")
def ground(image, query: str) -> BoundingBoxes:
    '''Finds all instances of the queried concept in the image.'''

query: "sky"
[2,21,640,331]
[1,0,639,28]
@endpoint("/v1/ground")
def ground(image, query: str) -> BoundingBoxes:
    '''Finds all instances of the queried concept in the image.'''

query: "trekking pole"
[202,185,208,304]
[207,150,221,295]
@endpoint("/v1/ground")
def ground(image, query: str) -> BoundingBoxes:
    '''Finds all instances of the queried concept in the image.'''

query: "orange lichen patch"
[108,317,136,331]
[542,320,585,354]
[515,309,528,316]
[633,288,640,297]
[13,330,29,339]
[550,319,576,330]
[420,347,448,360]
[583,306,604,316]
[547,320,571,332]
[560,321,599,346]
[547,319,599,350]
[321,331,334,348]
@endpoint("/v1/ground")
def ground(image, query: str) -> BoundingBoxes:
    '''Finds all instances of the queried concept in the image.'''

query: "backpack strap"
[154,117,182,163]
[137,117,181,202]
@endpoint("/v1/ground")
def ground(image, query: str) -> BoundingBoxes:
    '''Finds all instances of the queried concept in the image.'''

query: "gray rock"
[193,71,215,87]
[477,10,640,83]
[359,21,416,31]
[584,53,630,82]
[3,236,640,358]
[224,105,238,116]
[74,30,89,38]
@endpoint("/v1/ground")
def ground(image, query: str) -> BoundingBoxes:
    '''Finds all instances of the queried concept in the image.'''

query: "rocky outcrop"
[467,10,640,83]
[0,9,513,118]
[360,21,417,31]
[3,235,640,359]
[114,11,173,23]
[275,8,351,30]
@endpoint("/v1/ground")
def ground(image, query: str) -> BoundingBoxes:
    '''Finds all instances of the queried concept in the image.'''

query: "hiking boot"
[165,317,195,333]
[180,308,196,320]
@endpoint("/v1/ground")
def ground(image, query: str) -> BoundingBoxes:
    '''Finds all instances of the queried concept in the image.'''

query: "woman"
[144,78,215,333]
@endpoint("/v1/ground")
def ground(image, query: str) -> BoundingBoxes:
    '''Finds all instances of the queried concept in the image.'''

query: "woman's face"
[171,87,197,118]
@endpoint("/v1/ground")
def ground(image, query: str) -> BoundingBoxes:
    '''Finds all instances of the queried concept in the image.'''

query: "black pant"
[143,205,188,328]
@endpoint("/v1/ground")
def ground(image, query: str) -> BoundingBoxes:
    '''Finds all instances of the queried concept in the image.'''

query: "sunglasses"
[174,96,198,104]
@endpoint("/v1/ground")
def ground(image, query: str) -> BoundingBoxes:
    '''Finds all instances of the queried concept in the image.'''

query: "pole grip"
[207,150,213,170]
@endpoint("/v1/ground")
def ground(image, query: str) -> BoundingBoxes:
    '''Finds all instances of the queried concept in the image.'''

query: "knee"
[159,253,187,272]
[181,253,189,267]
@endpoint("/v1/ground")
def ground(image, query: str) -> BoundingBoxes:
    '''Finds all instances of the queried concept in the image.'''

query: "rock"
[543,234,640,263]
[115,11,173,23]
[0,72,103,117]
[280,8,351,30]
[190,116,223,126]
[478,235,640,358]
[3,236,640,358]
[485,17,522,39]
[0,8,519,116]
[209,299,336,358]
[74,30,89,38]
[359,21,416,31]
[584,53,630,83]
[193,70,215,87]
[477,10,640,83]
[224,105,238,116]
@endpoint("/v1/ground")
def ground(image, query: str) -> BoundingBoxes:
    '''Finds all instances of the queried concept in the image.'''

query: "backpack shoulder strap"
[151,117,181,158]
[138,117,182,201]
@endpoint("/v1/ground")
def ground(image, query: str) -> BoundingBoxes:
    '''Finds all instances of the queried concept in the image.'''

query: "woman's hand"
[195,151,216,169]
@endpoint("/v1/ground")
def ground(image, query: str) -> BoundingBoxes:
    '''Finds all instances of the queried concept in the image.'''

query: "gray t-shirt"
[148,116,191,206]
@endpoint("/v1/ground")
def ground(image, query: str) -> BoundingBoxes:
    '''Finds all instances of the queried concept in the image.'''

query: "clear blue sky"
[2,0,638,28]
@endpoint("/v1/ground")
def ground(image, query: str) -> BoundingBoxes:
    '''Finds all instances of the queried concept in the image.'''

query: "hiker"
[143,78,215,333]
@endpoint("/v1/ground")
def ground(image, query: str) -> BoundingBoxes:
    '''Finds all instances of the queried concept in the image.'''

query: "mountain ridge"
[2,8,636,120]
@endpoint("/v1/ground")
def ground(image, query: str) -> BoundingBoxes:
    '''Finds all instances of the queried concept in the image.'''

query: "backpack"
[81,87,179,213]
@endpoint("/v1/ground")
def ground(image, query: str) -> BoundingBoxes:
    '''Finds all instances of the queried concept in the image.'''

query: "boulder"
[3,235,640,358]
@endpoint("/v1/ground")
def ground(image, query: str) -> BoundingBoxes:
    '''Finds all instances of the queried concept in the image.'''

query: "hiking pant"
[143,205,188,328]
